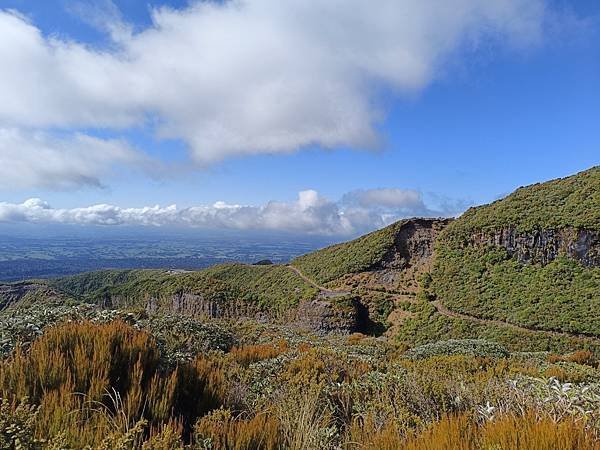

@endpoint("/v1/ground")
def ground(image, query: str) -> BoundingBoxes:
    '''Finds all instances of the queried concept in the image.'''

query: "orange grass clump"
[0,321,227,447]
[349,413,600,450]
[230,341,288,366]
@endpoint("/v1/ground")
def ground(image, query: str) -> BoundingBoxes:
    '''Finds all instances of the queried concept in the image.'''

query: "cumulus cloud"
[0,0,545,184]
[0,189,467,235]
[0,128,142,190]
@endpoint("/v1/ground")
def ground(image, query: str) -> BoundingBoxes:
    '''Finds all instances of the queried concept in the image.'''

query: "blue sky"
[0,0,598,235]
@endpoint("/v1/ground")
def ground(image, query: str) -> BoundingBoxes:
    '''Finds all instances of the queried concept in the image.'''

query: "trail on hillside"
[287,264,600,344]
[286,265,351,298]
[431,300,600,343]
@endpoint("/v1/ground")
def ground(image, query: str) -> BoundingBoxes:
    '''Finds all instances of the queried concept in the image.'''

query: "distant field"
[0,235,335,281]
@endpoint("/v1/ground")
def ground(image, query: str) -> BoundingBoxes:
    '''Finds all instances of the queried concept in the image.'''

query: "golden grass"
[0,321,227,447]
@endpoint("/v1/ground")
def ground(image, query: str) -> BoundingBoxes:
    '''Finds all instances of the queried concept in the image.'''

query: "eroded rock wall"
[472,227,600,267]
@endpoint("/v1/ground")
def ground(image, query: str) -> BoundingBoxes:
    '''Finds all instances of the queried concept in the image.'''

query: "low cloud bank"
[0,189,468,235]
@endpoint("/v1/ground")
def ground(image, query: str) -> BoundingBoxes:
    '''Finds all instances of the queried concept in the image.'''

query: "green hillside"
[50,263,318,313]
[447,166,600,237]
[432,167,600,336]
[291,220,408,284]
[1,168,600,448]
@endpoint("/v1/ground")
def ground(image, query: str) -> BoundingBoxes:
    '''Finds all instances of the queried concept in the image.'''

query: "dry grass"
[1,320,599,448]
[349,413,600,450]
[0,321,227,447]
[230,341,288,366]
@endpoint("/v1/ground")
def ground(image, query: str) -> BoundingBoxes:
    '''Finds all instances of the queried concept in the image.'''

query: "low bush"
[403,339,510,360]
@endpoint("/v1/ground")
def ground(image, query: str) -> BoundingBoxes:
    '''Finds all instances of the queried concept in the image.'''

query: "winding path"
[432,300,600,343]
[287,264,600,344]
[286,265,351,298]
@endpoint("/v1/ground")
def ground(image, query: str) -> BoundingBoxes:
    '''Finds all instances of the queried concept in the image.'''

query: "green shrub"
[404,339,509,360]
[432,166,600,336]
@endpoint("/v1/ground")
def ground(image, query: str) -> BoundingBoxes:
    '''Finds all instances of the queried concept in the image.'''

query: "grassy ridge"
[292,220,408,284]
[432,167,600,336]
[446,166,599,236]
[51,264,318,313]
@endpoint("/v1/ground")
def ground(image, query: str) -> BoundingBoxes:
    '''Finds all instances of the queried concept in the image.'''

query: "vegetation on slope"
[434,247,600,335]
[433,167,600,336]
[394,299,600,357]
[446,166,600,236]
[292,220,408,284]
[50,263,318,314]
[1,311,600,448]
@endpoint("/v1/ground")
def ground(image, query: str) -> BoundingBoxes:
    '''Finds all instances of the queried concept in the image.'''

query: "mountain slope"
[49,264,319,314]
[292,218,451,286]
[1,167,598,352]
[432,166,600,336]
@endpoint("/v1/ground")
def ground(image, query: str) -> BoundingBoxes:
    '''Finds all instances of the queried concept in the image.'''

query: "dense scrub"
[394,300,600,358]
[0,168,598,447]
[445,166,599,235]
[0,321,226,447]
[433,166,600,336]
[434,247,600,335]
[292,220,408,284]
[1,313,600,448]
[50,263,318,314]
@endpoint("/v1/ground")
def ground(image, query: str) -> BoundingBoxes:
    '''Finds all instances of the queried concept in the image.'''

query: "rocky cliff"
[0,283,63,310]
[332,218,452,293]
[106,289,359,334]
[472,227,599,267]
[294,296,361,335]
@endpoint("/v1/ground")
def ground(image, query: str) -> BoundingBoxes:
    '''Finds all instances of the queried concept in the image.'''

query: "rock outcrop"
[472,227,600,267]
[350,218,452,290]
[145,292,361,334]
[0,283,61,310]
[376,218,453,271]
[294,297,361,335]
[145,293,262,319]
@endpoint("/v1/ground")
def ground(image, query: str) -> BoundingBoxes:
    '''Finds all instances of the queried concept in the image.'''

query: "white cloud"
[342,188,425,210]
[0,188,467,235]
[0,0,545,183]
[0,128,142,190]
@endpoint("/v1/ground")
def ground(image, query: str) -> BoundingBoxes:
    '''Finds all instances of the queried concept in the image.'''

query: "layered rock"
[140,291,363,335]
[472,227,600,267]
[375,218,453,271]
[294,296,361,335]
[343,218,452,291]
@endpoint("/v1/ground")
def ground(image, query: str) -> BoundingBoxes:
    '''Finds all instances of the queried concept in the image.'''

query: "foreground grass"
[1,316,599,449]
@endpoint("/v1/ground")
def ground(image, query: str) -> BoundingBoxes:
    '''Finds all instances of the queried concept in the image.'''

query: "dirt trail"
[286,265,351,298]
[287,264,600,343]
[432,300,600,343]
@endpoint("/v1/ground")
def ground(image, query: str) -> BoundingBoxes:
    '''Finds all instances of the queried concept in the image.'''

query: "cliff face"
[376,218,453,271]
[0,283,62,310]
[139,292,360,335]
[344,218,452,291]
[144,293,261,319]
[294,297,360,335]
[471,227,600,267]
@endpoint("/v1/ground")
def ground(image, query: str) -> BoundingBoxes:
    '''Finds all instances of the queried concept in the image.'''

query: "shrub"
[404,339,510,360]
[230,342,288,367]
[194,408,282,450]
[0,321,228,447]
[0,397,41,449]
